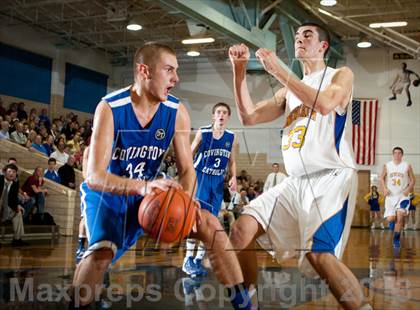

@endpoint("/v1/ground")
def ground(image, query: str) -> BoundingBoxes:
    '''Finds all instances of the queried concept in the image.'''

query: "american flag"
[352,99,379,165]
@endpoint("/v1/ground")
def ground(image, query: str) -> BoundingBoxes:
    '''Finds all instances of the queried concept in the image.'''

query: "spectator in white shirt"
[0,121,10,140]
[50,140,69,164]
[263,163,287,192]
[10,122,27,146]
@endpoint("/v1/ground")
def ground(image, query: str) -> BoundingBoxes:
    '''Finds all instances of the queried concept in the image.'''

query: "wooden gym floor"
[0,228,419,309]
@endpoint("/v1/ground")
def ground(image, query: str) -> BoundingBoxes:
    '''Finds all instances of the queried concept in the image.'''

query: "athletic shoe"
[193,259,208,277]
[182,277,203,295]
[182,256,198,276]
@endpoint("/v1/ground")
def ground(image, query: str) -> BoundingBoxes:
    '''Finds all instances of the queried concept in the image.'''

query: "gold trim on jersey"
[284,104,317,128]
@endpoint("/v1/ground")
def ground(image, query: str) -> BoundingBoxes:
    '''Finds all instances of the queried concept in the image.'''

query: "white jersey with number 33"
[386,161,409,196]
[282,67,356,177]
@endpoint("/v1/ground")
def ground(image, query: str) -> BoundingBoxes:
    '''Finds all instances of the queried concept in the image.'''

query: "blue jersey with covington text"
[103,86,179,180]
[193,125,234,177]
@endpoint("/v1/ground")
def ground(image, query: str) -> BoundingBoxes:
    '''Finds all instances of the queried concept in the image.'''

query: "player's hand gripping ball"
[138,187,198,243]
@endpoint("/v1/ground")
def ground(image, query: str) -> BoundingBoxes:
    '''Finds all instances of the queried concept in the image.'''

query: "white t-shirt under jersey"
[386,160,409,196]
[282,67,356,177]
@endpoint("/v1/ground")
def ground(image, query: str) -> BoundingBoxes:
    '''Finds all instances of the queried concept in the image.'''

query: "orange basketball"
[138,187,198,243]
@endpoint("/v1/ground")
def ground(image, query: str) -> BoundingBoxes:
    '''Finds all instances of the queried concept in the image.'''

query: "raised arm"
[229,44,286,126]
[254,48,354,115]
[173,103,196,196]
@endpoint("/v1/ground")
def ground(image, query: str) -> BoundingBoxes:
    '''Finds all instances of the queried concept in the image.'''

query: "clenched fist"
[229,44,250,67]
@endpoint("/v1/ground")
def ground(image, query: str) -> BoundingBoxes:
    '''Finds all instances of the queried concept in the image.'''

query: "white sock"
[359,303,372,310]
[186,239,196,258]
[195,243,206,261]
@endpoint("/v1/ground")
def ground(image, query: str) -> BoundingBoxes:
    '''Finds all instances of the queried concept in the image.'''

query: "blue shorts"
[80,182,144,263]
[196,172,224,216]
[409,204,416,211]
[368,199,380,212]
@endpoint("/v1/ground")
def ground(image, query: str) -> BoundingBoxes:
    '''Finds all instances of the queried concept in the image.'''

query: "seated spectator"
[67,132,82,155]
[247,186,257,201]
[50,141,69,164]
[21,167,48,219]
[44,158,61,184]
[10,122,27,146]
[166,159,177,178]
[39,125,49,140]
[58,156,76,189]
[236,169,249,183]
[5,157,37,217]
[30,135,49,156]
[43,135,56,157]
[50,122,59,140]
[6,102,18,116]
[23,122,29,135]
[74,143,85,170]
[38,108,51,129]
[9,118,19,134]
[220,181,235,231]
[28,108,39,124]
[63,121,76,141]
[0,164,29,247]
[17,102,28,121]
[233,188,250,219]
[27,130,37,144]
[0,120,10,140]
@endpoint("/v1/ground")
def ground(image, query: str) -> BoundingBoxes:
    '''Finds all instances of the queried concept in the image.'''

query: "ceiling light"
[320,0,337,6]
[187,50,200,57]
[369,21,407,28]
[126,19,142,31]
[318,8,333,16]
[182,37,215,44]
[357,40,372,48]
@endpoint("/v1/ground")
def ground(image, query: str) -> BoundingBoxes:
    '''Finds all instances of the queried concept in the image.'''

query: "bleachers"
[0,225,59,241]
[0,139,82,236]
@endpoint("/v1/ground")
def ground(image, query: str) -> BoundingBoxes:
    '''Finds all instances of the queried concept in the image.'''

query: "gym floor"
[0,228,419,309]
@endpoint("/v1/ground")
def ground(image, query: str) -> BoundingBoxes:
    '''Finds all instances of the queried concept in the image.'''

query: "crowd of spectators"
[0,97,92,171]
[0,97,90,243]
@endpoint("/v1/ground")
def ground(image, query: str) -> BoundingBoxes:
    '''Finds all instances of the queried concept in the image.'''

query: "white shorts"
[384,194,410,218]
[242,168,357,277]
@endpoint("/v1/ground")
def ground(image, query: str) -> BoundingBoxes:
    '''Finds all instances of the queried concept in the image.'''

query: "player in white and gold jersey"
[380,147,416,247]
[228,22,370,310]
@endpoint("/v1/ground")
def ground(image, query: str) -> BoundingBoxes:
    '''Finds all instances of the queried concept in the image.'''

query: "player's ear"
[137,63,151,81]
[320,41,329,54]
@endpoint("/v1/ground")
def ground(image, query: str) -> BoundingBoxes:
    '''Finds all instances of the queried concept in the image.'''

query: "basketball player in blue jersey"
[71,43,251,309]
[183,102,238,277]
[228,23,371,309]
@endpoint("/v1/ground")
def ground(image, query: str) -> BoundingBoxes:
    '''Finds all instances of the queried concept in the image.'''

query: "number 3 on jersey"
[283,126,307,150]
[126,162,145,179]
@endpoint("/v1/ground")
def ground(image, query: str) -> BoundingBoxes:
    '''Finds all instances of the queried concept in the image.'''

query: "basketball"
[138,187,198,243]
[413,79,420,87]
